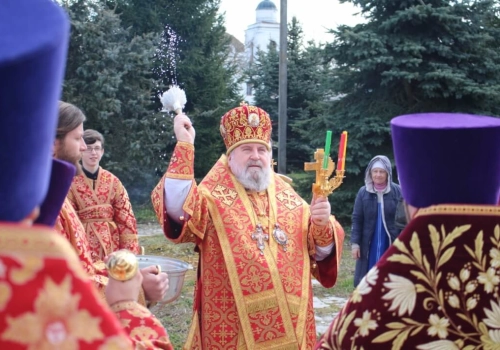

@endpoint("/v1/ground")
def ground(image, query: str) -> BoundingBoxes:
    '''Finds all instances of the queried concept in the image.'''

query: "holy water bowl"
[137,255,191,304]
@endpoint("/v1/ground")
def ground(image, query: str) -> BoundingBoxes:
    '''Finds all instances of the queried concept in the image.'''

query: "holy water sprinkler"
[159,85,187,115]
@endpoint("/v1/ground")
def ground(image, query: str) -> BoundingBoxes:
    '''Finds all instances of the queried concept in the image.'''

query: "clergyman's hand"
[174,113,195,144]
[105,268,143,306]
[310,196,331,227]
[141,265,169,302]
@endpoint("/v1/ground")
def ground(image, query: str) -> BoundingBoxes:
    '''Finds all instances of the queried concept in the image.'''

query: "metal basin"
[137,255,191,304]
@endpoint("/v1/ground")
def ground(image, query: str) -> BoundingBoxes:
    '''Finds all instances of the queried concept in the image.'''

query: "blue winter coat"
[351,156,403,287]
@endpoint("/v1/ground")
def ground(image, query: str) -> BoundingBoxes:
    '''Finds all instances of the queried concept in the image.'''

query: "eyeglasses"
[84,147,102,153]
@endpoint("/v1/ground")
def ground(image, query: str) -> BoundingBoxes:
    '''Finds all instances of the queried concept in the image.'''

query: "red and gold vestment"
[152,142,345,349]
[69,167,139,262]
[56,198,108,294]
[0,224,172,349]
[55,199,148,305]
[316,204,500,349]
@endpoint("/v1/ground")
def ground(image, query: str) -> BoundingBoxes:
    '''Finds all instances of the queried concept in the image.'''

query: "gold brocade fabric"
[55,198,108,293]
[316,204,500,350]
[152,143,345,350]
[0,225,173,349]
[68,167,139,262]
[54,200,147,307]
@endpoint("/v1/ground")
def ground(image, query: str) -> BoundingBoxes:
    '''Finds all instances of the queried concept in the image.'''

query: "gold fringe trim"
[287,301,300,316]
[245,289,275,302]
[256,341,301,350]
[246,295,278,314]
[416,204,500,217]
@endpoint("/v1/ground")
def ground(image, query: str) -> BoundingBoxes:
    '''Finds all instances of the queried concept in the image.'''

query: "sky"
[218,0,364,44]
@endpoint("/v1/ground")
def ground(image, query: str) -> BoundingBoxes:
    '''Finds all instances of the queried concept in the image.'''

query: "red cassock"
[0,224,172,349]
[68,167,140,262]
[152,142,345,349]
[316,204,500,349]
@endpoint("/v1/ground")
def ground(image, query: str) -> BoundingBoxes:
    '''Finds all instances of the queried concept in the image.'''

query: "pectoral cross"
[251,223,268,255]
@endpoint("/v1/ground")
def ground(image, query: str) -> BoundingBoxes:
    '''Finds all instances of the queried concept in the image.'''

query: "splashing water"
[154,24,183,96]
[153,24,184,161]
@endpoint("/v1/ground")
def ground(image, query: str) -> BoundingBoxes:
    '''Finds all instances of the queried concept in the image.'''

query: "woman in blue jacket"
[351,155,403,287]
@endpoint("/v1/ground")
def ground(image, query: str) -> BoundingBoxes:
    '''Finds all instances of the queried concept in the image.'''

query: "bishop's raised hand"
[174,113,195,144]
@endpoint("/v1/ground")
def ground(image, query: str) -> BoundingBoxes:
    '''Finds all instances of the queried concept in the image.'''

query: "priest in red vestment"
[54,101,169,305]
[68,129,140,262]
[0,1,172,348]
[151,104,345,349]
[316,113,500,349]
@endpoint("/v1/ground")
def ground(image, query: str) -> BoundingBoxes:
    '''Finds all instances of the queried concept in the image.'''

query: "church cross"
[251,223,268,255]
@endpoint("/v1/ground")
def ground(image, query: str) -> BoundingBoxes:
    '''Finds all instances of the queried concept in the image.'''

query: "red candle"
[337,132,347,171]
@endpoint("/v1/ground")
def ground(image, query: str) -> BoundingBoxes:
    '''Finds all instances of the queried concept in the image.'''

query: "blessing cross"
[251,223,269,255]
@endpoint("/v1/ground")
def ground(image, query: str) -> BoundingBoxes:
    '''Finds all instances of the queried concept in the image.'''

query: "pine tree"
[250,18,336,172]
[321,0,500,220]
[115,0,242,178]
[62,0,161,203]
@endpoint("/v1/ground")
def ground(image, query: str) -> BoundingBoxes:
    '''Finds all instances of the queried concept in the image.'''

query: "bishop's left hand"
[310,196,331,227]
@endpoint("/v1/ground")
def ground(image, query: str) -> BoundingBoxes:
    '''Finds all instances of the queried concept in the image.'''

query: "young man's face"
[54,123,86,167]
[81,140,104,170]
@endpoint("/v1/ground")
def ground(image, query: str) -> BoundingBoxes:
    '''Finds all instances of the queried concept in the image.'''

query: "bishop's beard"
[229,158,271,192]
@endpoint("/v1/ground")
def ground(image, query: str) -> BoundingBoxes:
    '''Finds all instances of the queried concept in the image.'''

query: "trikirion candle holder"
[304,149,346,197]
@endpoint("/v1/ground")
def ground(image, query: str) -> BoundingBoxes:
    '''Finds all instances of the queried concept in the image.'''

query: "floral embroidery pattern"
[1,276,103,348]
[353,310,378,336]
[322,223,500,349]
[351,267,378,303]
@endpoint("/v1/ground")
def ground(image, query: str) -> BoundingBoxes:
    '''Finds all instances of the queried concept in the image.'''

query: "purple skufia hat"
[0,0,69,222]
[35,159,76,227]
[391,113,500,208]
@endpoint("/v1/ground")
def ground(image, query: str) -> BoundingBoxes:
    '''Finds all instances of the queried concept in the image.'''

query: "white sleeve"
[314,242,335,261]
[164,178,192,224]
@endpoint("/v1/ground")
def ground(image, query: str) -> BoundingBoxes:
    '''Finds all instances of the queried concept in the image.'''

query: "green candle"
[323,130,332,169]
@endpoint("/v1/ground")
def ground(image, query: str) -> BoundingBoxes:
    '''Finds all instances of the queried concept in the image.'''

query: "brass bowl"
[137,255,191,304]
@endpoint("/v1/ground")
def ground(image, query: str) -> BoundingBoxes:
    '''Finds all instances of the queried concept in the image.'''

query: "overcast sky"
[218,0,364,44]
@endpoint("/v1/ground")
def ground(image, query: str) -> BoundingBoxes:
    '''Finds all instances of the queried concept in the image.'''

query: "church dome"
[256,0,277,11]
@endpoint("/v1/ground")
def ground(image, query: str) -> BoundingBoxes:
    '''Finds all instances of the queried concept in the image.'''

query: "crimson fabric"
[316,205,500,349]
[391,113,500,207]
[0,0,69,221]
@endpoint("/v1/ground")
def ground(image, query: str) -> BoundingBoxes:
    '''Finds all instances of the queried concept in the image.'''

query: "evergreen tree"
[321,0,500,220]
[250,18,336,172]
[115,0,242,178]
[250,41,280,123]
[62,0,161,203]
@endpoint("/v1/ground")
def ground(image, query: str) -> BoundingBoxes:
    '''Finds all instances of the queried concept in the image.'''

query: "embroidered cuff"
[109,300,137,312]
[311,222,334,247]
[166,142,195,179]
